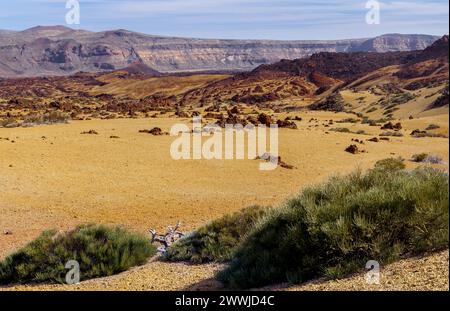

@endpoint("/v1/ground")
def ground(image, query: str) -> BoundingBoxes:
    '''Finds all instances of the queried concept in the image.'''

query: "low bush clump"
[412,153,429,163]
[22,111,69,126]
[380,131,404,137]
[0,224,156,285]
[426,124,440,131]
[412,154,443,164]
[411,129,448,138]
[217,162,448,289]
[165,206,267,263]
[423,155,443,164]
[383,107,399,116]
[308,92,346,112]
[0,118,19,128]
[373,157,406,171]
[336,118,359,124]
[330,127,351,133]
[361,119,379,126]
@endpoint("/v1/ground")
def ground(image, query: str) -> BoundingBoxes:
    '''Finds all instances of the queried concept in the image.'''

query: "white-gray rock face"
[0,26,440,77]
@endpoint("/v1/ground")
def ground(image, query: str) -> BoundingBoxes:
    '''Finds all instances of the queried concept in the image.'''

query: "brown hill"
[116,61,162,76]
[251,51,419,81]
[392,35,449,86]
[414,35,449,62]
[337,36,449,118]
[178,50,422,106]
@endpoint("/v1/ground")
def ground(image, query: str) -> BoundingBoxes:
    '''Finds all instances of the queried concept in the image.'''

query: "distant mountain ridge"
[0,26,441,78]
[348,33,442,52]
[0,36,447,120]
[178,35,448,106]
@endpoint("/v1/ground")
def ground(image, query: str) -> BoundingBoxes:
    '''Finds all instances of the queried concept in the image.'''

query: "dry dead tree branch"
[149,221,185,252]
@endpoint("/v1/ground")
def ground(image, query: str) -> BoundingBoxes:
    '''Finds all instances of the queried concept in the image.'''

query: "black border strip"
[0,291,448,310]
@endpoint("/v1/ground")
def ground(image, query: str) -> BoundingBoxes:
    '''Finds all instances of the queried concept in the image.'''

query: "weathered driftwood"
[149,222,185,253]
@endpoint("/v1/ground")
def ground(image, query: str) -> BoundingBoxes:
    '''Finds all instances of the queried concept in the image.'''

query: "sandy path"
[286,249,449,291]
[1,250,447,291]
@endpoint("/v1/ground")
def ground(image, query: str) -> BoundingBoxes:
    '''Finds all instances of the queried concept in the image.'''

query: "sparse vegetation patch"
[165,206,267,263]
[217,162,448,289]
[0,225,156,285]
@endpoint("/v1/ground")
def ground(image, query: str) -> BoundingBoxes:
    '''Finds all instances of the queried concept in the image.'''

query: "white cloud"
[0,0,448,39]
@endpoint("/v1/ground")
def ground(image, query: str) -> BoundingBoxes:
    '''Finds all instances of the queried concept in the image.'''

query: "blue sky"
[0,0,448,39]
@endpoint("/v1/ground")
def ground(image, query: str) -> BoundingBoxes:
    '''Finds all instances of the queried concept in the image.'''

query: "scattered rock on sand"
[381,122,402,130]
[411,129,427,137]
[204,112,221,119]
[149,127,165,135]
[277,119,298,129]
[345,144,360,154]
[256,153,296,169]
[257,113,273,126]
[214,111,248,128]
[175,109,190,118]
[205,104,220,112]
[139,127,168,135]
[351,138,364,144]
[81,130,98,135]
[246,115,259,125]
[229,106,240,114]
[279,161,296,170]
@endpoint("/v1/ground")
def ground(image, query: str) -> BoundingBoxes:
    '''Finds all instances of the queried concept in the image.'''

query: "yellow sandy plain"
[1,111,448,260]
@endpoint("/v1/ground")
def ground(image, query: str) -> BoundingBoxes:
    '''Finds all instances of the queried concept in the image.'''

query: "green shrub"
[0,224,156,285]
[383,107,399,115]
[373,157,405,171]
[43,111,70,124]
[362,119,378,126]
[411,130,448,138]
[380,131,404,137]
[336,118,358,124]
[412,154,443,164]
[217,164,448,289]
[330,127,351,133]
[426,124,440,131]
[309,93,345,112]
[23,114,43,124]
[330,128,368,135]
[23,111,69,126]
[383,92,416,106]
[165,206,267,263]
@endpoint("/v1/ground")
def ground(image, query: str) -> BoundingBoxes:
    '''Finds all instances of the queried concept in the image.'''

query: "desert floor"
[0,111,448,290]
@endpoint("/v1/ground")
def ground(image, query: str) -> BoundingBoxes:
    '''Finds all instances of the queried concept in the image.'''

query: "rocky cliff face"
[349,34,439,52]
[0,26,440,78]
